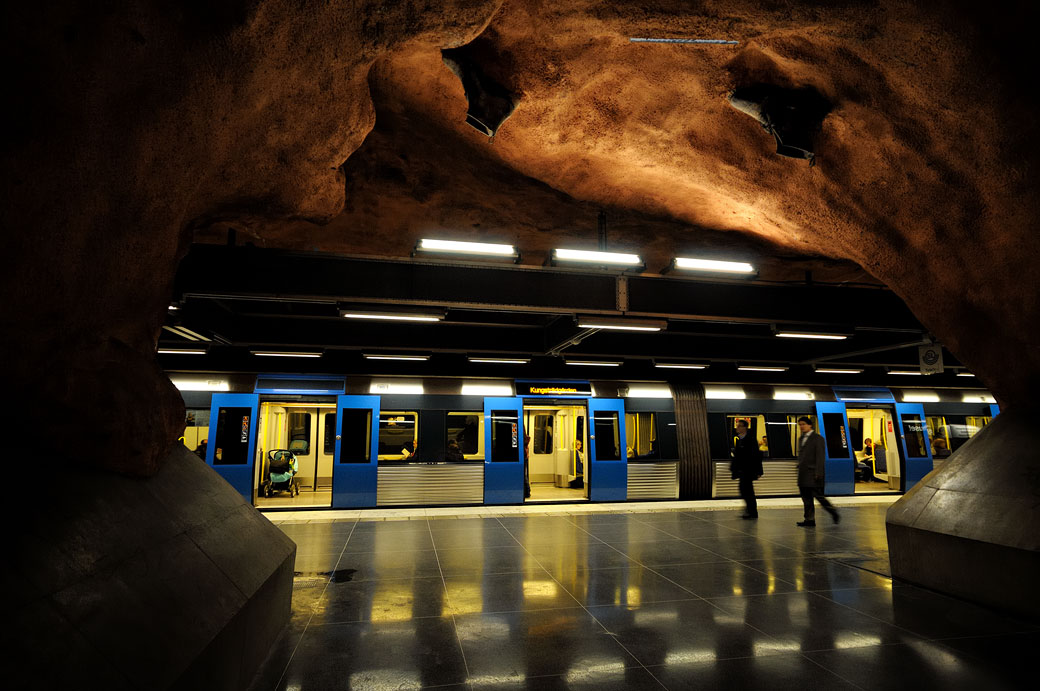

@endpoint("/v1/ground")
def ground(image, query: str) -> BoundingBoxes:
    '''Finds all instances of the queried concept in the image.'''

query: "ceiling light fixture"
[775,331,848,340]
[576,317,666,332]
[417,238,518,258]
[157,348,206,355]
[654,362,708,369]
[889,370,923,376]
[738,365,789,372]
[956,372,976,377]
[468,357,531,364]
[251,351,322,358]
[564,360,622,367]
[364,354,431,361]
[673,257,755,273]
[552,248,642,266]
[340,310,443,322]
[814,367,864,374]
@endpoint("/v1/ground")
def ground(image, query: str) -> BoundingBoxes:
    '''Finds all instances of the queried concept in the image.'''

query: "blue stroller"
[262,449,300,497]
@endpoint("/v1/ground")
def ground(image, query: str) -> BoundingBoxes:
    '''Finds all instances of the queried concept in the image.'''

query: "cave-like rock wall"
[3,0,1038,476]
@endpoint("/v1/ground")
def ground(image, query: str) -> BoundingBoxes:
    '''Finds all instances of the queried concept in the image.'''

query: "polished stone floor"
[251,504,1036,690]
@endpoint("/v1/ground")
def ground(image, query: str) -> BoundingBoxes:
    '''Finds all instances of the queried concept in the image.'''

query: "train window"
[489,410,520,462]
[447,412,483,459]
[625,412,659,460]
[377,412,418,461]
[901,413,929,458]
[338,409,372,463]
[725,415,768,458]
[324,412,337,455]
[185,408,210,428]
[708,413,732,459]
[821,413,852,459]
[213,406,251,465]
[288,412,311,456]
[533,414,553,454]
[927,415,990,453]
[593,411,622,461]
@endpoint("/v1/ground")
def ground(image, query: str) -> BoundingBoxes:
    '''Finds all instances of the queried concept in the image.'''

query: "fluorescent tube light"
[553,248,642,265]
[704,386,746,400]
[625,386,672,399]
[252,351,322,358]
[655,362,708,370]
[962,393,996,403]
[418,238,518,257]
[468,357,531,364]
[956,373,975,377]
[162,325,198,341]
[577,318,665,332]
[889,370,923,376]
[674,257,754,273]
[171,378,229,392]
[814,367,864,374]
[776,331,848,340]
[173,326,211,342]
[369,381,425,394]
[341,311,443,322]
[564,360,622,367]
[738,366,788,372]
[364,354,430,361]
[461,383,514,396]
[773,388,815,400]
[168,304,180,311]
[903,391,940,403]
[157,349,206,355]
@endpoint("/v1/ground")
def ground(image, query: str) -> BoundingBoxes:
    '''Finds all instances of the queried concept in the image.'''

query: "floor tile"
[652,561,799,599]
[706,591,923,652]
[445,571,581,615]
[455,609,639,680]
[280,617,467,689]
[587,599,790,666]
[739,557,893,592]
[312,576,449,624]
[806,639,1022,690]
[646,652,858,690]
[337,549,443,581]
[555,565,699,608]
[437,545,539,576]
[345,529,435,553]
[613,539,730,567]
[468,665,665,690]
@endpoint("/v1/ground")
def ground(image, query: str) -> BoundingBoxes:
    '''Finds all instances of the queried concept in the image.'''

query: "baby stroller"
[262,449,299,497]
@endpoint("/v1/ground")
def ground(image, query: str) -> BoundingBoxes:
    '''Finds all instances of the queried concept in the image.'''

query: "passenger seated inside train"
[445,439,464,462]
[932,438,951,458]
[194,439,207,459]
[856,438,885,483]
[759,436,769,455]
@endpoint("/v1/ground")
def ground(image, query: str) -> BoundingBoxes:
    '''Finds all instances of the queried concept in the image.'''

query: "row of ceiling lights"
[155,347,974,377]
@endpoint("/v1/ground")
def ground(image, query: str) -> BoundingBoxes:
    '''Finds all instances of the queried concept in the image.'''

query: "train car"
[172,372,998,510]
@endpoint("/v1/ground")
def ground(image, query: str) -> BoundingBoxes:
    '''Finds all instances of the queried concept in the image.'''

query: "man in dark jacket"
[796,416,840,526]
[731,420,764,519]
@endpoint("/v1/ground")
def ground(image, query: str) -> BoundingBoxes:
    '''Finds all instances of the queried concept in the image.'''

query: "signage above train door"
[515,379,593,397]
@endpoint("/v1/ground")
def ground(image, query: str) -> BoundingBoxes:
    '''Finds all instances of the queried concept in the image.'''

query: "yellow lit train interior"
[846,408,901,493]
[524,404,588,502]
[255,400,336,509]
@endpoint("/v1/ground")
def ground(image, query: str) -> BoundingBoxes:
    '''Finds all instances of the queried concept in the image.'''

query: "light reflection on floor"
[255,503,1037,690]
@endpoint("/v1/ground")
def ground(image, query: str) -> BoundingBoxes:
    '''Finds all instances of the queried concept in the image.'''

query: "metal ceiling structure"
[161,244,972,386]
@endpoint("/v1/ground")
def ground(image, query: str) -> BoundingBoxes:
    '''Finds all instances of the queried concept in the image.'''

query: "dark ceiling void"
[161,244,974,385]
[442,45,518,138]
[728,84,831,165]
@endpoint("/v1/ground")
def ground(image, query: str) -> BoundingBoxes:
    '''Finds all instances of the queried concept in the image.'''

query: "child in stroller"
[262,449,300,497]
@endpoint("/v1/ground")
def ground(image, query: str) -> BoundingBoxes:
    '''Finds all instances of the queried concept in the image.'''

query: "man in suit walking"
[796,416,840,526]
[731,419,763,519]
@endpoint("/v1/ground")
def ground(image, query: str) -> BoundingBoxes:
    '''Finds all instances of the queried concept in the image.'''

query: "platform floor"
[252,501,1037,690]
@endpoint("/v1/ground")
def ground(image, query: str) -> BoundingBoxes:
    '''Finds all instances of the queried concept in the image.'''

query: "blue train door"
[332,395,380,508]
[895,402,933,490]
[588,398,627,501]
[206,393,260,502]
[814,402,854,495]
[484,397,524,504]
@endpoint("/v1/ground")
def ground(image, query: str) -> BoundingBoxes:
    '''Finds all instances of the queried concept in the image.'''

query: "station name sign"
[515,380,593,397]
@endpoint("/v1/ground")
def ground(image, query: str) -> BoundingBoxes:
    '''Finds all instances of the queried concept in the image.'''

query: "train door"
[523,403,589,502]
[484,397,524,504]
[814,402,854,495]
[254,400,336,509]
[332,395,380,508]
[895,403,933,490]
[589,398,627,501]
[845,406,901,493]
[205,393,259,502]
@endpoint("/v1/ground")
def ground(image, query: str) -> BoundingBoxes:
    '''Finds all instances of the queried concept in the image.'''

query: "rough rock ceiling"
[4,1,1039,474]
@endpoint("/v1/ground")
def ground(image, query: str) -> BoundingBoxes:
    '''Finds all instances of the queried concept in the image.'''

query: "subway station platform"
[253,500,1036,690]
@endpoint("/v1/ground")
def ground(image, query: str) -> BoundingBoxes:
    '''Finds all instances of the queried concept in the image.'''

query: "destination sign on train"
[515,380,593,396]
